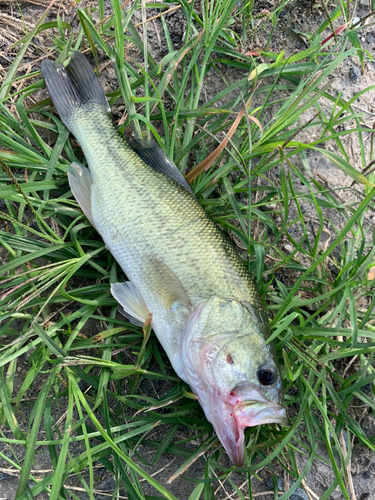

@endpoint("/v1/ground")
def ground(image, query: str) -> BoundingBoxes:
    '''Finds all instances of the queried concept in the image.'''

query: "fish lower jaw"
[191,384,287,467]
[218,401,287,466]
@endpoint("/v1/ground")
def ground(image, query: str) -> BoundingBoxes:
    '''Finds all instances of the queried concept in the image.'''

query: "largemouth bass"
[41,52,287,466]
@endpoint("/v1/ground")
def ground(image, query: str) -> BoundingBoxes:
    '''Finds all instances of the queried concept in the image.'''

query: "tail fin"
[41,52,109,130]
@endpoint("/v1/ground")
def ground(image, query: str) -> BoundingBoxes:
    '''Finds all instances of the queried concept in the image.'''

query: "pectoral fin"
[146,258,191,310]
[67,162,95,227]
[111,281,150,327]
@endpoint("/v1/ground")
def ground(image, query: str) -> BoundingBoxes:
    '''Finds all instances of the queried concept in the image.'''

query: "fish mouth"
[207,390,287,467]
[233,399,288,428]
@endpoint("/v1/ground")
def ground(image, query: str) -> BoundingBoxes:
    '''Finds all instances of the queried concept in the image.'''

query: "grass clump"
[0,0,375,498]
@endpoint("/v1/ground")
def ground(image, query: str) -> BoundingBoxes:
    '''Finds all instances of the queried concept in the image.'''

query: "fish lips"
[207,389,287,467]
[233,399,288,428]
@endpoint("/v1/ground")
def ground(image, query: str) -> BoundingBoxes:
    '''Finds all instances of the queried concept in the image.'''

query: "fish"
[41,51,287,466]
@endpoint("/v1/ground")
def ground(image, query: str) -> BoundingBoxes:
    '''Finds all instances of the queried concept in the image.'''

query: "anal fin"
[67,162,95,227]
[111,282,150,327]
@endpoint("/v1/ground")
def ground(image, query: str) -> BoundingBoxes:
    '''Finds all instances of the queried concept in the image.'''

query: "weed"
[0,1,374,498]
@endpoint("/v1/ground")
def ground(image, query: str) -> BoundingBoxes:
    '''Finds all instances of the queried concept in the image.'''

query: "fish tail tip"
[41,51,109,129]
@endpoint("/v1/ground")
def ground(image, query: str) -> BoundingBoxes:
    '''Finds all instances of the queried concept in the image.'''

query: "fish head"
[181,297,287,466]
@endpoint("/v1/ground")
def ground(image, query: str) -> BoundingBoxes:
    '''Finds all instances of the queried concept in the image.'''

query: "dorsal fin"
[128,139,195,196]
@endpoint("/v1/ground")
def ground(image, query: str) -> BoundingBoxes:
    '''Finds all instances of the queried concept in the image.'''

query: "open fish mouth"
[207,391,287,467]
[233,400,288,428]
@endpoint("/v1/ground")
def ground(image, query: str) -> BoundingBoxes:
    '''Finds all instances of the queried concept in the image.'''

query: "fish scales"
[89,127,267,367]
[41,52,287,466]
[72,106,265,315]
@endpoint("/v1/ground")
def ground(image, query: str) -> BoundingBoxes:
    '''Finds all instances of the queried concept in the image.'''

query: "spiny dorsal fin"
[128,139,195,196]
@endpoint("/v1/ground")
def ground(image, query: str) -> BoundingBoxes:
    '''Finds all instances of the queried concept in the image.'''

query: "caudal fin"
[41,52,109,131]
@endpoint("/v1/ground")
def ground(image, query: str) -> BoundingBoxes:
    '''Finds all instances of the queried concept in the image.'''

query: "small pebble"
[361,36,366,43]
[0,472,15,481]
[367,34,374,43]
[266,479,309,500]
[263,203,277,211]
[333,430,349,457]
[95,476,116,500]
[284,244,294,254]
[301,204,308,214]
[328,262,339,276]
[350,66,361,80]
[357,382,373,406]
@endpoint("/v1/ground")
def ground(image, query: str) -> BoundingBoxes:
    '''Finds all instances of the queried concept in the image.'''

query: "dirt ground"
[1,0,375,499]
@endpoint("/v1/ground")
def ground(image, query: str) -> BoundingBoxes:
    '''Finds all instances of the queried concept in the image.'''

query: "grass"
[0,0,375,498]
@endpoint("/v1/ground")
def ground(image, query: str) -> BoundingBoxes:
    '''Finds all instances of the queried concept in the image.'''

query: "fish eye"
[258,368,276,386]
